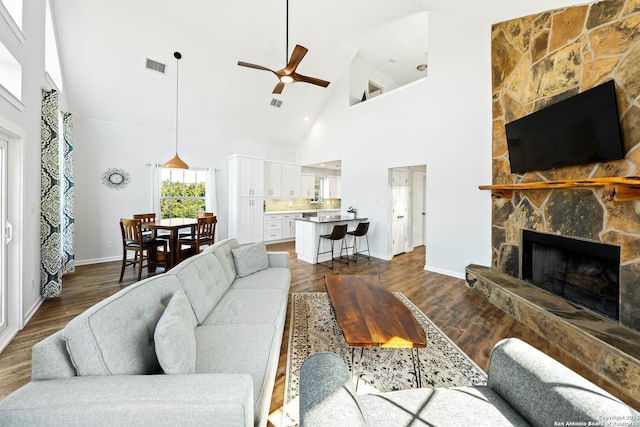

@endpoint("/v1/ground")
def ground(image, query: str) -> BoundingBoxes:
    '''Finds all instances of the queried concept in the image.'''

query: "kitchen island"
[295,215,368,264]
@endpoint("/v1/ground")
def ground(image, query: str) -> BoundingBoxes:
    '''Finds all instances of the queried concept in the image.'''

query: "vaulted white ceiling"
[50,0,435,150]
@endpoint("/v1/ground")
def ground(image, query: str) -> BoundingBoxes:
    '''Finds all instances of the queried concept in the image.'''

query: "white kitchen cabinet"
[300,173,315,198]
[323,176,341,198]
[230,198,264,244]
[228,155,264,243]
[282,213,302,239]
[282,163,301,197]
[264,162,282,197]
[229,155,264,197]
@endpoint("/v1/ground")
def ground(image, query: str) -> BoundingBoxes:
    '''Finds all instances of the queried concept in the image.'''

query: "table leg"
[411,348,422,388]
[170,228,179,268]
[351,347,364,391]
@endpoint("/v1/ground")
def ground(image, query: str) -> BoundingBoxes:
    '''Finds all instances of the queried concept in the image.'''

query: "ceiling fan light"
[280,75,294,84]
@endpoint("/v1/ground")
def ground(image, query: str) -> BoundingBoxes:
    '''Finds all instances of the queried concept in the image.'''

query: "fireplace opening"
[521,230,620,321]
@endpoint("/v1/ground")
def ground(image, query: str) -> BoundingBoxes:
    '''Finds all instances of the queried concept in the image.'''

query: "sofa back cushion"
[488,338,640,427]
[205,238,239,286]
[62,274,182,376]
[169,251,230,324]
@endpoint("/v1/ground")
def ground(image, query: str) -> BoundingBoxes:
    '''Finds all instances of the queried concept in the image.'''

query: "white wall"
[296,11,493,278]
[72,116,297,264]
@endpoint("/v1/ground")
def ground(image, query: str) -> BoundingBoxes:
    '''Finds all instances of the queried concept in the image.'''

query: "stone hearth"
[466,264,640,409]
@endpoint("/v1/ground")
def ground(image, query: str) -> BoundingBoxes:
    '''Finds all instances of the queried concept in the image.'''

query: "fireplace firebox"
[521,230,620,320]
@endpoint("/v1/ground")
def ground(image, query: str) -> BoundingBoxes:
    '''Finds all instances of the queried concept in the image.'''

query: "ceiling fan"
[237,0,330,94]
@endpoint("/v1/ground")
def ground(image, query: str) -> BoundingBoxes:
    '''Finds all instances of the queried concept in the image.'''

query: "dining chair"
[119,218,168,283]
[179,212,215,238]
[177,215,217,261]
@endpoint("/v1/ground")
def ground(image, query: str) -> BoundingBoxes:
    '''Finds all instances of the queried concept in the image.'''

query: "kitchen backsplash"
[265,198,341,212]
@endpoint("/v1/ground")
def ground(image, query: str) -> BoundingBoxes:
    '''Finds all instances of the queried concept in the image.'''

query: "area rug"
[278,292,488,427]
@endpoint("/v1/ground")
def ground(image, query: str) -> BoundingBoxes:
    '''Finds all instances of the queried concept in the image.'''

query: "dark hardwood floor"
[0,242,632,422]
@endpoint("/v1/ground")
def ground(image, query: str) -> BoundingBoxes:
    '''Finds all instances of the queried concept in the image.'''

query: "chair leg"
[137,249,143,281]
[119,250,127,283]
[340,237,349,265]
[316,237,322,265]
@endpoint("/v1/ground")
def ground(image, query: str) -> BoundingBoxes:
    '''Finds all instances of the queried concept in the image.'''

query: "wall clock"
[102,168,130,189]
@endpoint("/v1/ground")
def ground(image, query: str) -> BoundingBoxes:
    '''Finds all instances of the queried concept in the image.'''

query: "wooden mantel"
[479,176,640,201]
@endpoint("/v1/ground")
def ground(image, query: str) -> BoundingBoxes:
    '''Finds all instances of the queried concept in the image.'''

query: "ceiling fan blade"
[284,45,308,74]
[273,82,285,94]
[238,61,276,74]
[294,73,330,88]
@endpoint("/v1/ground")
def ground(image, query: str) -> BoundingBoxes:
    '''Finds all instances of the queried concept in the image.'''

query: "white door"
[391,169,410,255]
[0,138,7,337]
[412,171,426,247]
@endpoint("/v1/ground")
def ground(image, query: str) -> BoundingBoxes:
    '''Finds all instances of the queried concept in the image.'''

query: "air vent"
[270,98,283,108]
[145,58,167,74]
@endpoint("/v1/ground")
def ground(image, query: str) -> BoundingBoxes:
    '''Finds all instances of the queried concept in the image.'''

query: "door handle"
[5,221,12,245]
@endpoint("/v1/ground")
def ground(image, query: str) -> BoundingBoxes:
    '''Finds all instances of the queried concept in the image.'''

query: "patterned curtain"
[41,89,75,299]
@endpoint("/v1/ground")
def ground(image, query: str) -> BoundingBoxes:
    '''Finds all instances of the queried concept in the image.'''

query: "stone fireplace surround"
[480,0,640,409]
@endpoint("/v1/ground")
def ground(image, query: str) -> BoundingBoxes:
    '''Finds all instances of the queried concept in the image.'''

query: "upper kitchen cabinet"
[323,175,341,198]
[229,155,264,197]
[301,173,315,198]
[264,161,283,197]
[282,164,301,198]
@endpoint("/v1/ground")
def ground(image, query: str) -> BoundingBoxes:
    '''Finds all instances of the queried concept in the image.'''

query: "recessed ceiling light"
[389,57,398,63]
[416,64,428,71]
[304,116,309,121]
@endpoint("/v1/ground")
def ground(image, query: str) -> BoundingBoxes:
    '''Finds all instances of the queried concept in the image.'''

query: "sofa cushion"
[211,239,239,286]
[154,290,197,374]
[232,242,270,277]
[359,387,529,427]
[195,323,277,420]
[201,288,287,326]
[231,267,290,291]
[170,252,229,324]
[62,274,182,376]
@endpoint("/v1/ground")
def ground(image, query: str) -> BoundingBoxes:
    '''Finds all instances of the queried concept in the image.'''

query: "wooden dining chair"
[177,215,217,261]
[179,212,215,238]
[119,218,168,283]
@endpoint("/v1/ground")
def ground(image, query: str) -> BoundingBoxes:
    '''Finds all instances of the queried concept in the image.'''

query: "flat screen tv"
[505,80,625,174]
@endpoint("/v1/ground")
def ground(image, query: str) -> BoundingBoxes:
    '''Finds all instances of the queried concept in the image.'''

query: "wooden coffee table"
[324,274,427,388]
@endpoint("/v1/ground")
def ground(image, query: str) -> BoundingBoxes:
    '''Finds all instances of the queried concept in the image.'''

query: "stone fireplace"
[490,0,640,334]
[467,0,640,409]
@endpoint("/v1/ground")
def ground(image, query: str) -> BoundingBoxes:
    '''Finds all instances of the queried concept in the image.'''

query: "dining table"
[141,217,198,269]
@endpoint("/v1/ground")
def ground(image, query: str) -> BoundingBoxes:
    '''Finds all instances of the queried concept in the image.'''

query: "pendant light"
[163,51,189,170]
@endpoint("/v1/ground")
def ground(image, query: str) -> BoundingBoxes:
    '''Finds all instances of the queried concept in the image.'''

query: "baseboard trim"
[424,265,464,279]
[75,256,120,266]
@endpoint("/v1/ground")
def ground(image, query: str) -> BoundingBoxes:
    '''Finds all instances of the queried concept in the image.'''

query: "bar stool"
[316,224,349,269]
[346,222,370,262]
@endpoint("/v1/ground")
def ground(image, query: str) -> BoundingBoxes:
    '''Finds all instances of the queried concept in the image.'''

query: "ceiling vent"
[270,98,283,108]
[145,58,167,74]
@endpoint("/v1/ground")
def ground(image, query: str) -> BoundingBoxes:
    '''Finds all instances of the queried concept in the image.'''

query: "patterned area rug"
[279,292,487,427]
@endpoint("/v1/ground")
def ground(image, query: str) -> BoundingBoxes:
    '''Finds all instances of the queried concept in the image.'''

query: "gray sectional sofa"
[300,338,640,426]
[0,238,290,427]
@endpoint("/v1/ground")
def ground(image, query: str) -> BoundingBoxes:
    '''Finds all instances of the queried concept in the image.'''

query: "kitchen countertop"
[296,215,367,223]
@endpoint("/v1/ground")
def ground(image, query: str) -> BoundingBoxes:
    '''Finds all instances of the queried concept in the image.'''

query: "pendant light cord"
[285,0,288,64]
[174,52,181,154]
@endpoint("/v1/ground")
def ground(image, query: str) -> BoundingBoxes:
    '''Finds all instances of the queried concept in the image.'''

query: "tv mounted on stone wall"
[505,80,625,174]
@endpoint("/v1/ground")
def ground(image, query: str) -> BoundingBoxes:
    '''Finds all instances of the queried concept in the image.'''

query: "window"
[45,0,63,91]
[0,0,22,32]
[0,41,21,105]
[160,168,208,219]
